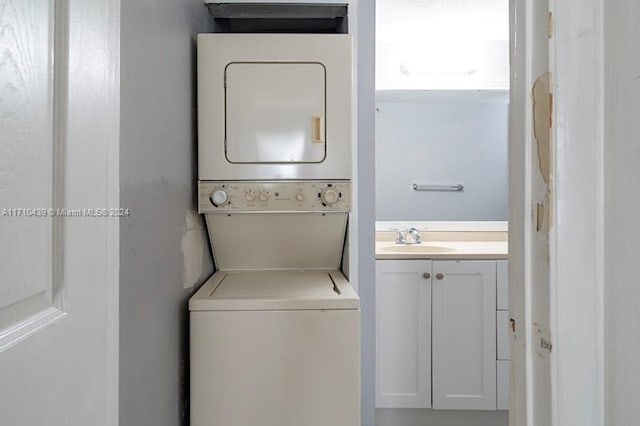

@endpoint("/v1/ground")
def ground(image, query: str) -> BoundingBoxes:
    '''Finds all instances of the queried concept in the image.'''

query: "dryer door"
[224,62,326,164]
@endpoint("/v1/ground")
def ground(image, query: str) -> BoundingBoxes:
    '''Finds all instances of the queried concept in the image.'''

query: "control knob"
[321,188,340,206]
[210,189,228,206]
[259,192,269,202]
[245,192,256,202]
[296,192,305,202]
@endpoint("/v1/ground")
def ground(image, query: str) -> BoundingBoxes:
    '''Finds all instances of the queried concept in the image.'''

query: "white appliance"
[190,271,360,426]
[191,34,359,426]
[197,34,352,180]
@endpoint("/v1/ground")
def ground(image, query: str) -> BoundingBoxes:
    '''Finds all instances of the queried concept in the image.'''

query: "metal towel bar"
[412,183,464,192]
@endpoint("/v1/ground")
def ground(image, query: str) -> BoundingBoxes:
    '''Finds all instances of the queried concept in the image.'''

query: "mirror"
[375,0,509,222]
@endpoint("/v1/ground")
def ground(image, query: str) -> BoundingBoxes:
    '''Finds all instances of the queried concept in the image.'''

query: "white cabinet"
[375,260,432,408]
[496,260,510,410]
[432,260,497,410]
[376,258,508,411]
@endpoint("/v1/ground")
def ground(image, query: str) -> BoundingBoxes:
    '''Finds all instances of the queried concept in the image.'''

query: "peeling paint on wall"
[181,209,206,288]
[533,72,552,185]
[532,72,553,232]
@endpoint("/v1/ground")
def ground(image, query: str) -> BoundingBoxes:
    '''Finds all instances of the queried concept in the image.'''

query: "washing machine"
[190,180,359,426]
[190,270,360,426]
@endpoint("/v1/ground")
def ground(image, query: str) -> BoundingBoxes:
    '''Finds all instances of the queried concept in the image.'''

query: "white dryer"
[197,34,352,181]
[190,270,360,426]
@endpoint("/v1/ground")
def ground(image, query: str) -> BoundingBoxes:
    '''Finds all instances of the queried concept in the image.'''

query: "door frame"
[509,0,605,425]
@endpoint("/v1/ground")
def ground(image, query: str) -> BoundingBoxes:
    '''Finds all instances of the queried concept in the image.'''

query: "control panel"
[198,181,351,213]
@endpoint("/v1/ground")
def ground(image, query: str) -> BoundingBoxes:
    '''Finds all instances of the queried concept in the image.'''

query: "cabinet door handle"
[423,272,431,279]
[436,273,444,280]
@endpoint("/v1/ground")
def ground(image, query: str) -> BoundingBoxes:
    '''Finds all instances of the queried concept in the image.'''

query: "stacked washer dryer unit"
[190,34,360,426]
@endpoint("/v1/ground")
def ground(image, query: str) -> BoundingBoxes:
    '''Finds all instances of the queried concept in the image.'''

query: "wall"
[375,91,508,221]
[604,1,640,424]
[119,2,214,426]
[355,1,376,425]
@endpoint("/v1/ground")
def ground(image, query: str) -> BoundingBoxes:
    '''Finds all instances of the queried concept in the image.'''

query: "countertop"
[375,231,508,260]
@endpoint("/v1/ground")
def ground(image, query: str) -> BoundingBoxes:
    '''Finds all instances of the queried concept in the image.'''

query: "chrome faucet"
[395,228,422,245]
[406,227,422,244]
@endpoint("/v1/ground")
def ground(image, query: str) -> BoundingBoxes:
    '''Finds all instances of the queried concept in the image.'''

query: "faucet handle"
[408,227,421,244]
[395,229,405,244]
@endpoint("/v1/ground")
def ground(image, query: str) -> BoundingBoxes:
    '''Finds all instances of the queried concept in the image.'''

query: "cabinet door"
[375,260,432,408]
[432,260,497,410]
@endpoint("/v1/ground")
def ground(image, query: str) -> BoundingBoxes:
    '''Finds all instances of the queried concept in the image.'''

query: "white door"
[432,260,496,410]
[0,1,119,425]
[375,260,431,408]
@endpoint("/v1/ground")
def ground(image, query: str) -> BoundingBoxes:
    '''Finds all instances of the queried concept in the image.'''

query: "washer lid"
[189,270,359,311]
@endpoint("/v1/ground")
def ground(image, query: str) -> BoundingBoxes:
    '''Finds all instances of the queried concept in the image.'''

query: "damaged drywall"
[532,72,553,232]
[180,209,207,288]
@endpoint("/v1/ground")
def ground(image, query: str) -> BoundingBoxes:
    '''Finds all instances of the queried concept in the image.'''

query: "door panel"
[0,0,57,336]
[0,1,119,425]
[225,62,326,163]
[432,260,496,410]
[375,260,431,408]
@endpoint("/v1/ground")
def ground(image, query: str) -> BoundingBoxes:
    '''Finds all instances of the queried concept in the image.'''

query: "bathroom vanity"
[375,227,509,413]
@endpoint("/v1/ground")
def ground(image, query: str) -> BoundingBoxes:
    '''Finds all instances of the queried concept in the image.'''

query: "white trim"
[349,0,359,293]
[52,0,68,314]
[508,0,539,423]
[522,0,535,423]
[376,221,508,232]
[550,0,605,425]
[0,308,66,353]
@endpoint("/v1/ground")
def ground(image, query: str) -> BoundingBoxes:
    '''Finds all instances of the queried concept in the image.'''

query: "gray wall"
[604,1,640,424]
[356,1,376,425]
[119,2,214,426]
[375,91,508,221]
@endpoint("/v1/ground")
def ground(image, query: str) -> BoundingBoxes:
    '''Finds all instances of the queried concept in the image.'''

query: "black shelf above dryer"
[205,2,349,33]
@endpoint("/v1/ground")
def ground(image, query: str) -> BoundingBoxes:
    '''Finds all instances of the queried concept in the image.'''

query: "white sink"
[381,244,455,254]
